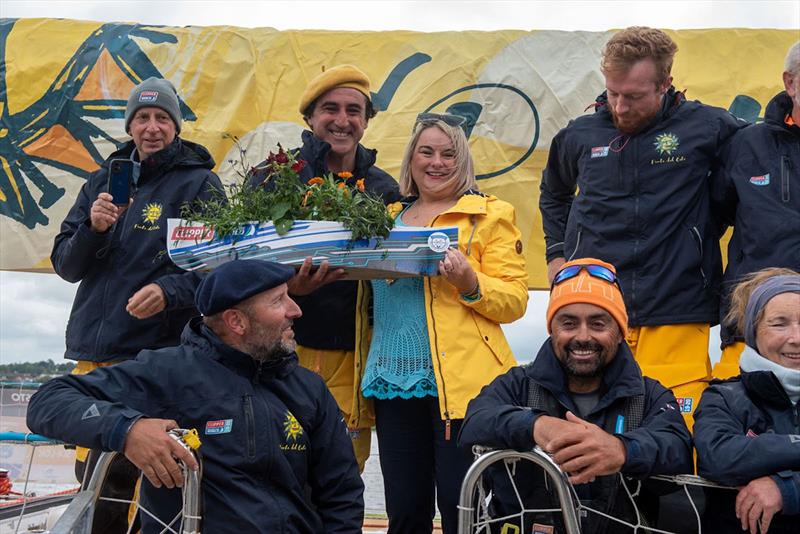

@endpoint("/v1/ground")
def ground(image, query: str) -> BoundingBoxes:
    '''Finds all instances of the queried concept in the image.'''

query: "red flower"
[275,151,288,164]
[292,160,306,173]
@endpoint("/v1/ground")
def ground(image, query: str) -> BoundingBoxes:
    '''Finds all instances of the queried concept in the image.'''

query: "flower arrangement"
[181,137,394,242]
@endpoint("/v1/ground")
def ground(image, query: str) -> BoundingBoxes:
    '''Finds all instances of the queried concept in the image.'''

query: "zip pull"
[445,417,452,441]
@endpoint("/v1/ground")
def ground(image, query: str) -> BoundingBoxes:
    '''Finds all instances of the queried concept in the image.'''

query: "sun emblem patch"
[283,412,303,442]
[142,203,162,224]
[653,132,680,156]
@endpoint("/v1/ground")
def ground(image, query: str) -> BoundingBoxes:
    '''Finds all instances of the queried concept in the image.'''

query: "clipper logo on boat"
[749,173,770,186]
[427,232,450,253]
[590,146,609,158]
[675,397,693,413]
[205,419,233,435]
[172,225,214,241]
[138,90,159,103]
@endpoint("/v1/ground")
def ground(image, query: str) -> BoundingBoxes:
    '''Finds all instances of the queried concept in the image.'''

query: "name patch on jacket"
[205,419,233,435]
[134,202,163,231]
[281,411,307,452]
[675,397,693,413]
[590,146,609,158]
[749,173,770,186]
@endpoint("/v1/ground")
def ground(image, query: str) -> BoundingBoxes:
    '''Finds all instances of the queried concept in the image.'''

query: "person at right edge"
[539,26,745,430]
[711,41,800,379]
[694,268,800,534]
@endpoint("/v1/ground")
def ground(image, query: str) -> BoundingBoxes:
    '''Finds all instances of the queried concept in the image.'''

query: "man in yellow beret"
[251,64,400,472]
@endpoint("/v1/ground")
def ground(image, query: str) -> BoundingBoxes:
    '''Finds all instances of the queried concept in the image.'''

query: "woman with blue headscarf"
[694,267,800,534]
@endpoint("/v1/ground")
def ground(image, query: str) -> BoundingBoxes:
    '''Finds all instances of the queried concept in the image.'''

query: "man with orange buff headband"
[460,258,692,534]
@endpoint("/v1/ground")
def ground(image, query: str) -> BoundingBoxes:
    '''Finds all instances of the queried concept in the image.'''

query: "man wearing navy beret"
[27,260,365,533]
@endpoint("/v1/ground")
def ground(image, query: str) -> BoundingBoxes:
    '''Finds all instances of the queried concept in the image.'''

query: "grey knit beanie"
[124,77,182,134]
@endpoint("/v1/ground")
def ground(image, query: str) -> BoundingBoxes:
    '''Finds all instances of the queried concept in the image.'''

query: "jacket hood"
[528,340,645,414]
[299,129,378,178]
[764,91,800,134]
[183,317,299,382]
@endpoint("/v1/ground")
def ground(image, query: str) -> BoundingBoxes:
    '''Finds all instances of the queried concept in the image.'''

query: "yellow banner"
[0,19,793,288]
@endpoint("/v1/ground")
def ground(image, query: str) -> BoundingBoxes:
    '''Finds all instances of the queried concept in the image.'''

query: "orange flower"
[301,190,313,207]
[308,177,324,186]
[337,171,353,179]
[337,182,347,190]
[356,178,365,192]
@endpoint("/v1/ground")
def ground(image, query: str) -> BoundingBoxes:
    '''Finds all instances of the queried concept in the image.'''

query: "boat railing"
[457,445,736,534]
[48,428,202,534]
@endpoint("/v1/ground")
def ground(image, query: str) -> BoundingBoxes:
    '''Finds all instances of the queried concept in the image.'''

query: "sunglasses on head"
[414,112,467,131]
[551,263,623,293]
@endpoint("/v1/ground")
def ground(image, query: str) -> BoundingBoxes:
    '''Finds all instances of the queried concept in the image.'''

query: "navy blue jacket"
[27,318,364,533]
[459,341,692,533]
[540,89,744,326]
[51,139,223,362]
[250,130,400,350]
[694,371,800,533]
[713,92,800,345]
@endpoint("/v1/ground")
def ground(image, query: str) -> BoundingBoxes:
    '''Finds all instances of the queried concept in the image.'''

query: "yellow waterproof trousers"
[712,341,746,380]
[625,324,712,431]
[296,346,372,473]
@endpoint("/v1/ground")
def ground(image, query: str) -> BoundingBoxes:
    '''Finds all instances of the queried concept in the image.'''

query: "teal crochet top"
[361,213,438,400]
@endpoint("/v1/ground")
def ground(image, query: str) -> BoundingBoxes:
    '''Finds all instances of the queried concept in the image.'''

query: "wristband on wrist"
[460,282,481,301]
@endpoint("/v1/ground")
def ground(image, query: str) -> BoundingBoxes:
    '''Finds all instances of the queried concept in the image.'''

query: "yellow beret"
[298,65,371,115]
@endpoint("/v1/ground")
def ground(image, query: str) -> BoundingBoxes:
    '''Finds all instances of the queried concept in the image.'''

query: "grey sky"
[0,1,797,364]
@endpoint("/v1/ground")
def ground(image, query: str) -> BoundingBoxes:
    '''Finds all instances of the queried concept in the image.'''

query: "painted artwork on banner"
[0,18,794,287]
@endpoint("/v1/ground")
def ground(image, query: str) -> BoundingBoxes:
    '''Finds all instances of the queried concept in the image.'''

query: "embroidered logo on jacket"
[749,174,770,186]
[675,397,693,413]
[590,146,610,158]
[281,411,306,451]
[653,132,680,155]
[205,419,233,435]
[134,202,163,231]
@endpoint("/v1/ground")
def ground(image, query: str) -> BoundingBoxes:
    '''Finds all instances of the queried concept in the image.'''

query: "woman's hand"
[439,248,478,294]
[736,476,783,534]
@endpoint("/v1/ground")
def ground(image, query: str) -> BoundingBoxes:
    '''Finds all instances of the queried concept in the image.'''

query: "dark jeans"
[374,396,474,534]
[76,450,140,534]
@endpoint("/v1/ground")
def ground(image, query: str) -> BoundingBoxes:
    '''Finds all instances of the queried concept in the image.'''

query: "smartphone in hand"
[108,159,134,206]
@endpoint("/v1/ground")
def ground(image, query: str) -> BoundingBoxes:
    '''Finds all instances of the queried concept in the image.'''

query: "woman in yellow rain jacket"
[356,113,528,534]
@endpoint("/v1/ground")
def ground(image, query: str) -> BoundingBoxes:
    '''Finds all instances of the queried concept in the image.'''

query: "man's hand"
[123,418,198,489]
[90,192,129,233]
[735,476,783,534]
[287,258,346,296]
[533,415,583,446]
[127,283,166,319]
[542,411,627,485]
[547,257,566,284]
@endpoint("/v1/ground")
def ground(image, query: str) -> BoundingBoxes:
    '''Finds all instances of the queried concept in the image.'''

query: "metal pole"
[457,447,582,534]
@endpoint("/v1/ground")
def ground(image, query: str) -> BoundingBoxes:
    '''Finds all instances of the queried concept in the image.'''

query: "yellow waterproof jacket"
[352,192,529,429]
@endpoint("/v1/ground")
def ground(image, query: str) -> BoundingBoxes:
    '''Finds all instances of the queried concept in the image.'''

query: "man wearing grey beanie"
[50,76,223,533]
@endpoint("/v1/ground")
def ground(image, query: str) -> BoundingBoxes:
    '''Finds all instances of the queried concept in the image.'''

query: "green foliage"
[0,359,75,376]
[181,137,394,242]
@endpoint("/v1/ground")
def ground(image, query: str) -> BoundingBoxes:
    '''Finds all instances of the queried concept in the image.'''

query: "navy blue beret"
[195,260,296,316]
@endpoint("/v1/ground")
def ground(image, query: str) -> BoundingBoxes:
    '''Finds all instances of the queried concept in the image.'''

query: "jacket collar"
[740,369,794,408]
[398,190,488,216]
[764,91,800,136]
[107,137,215,183]
[184,317,298,382]
[299,129,378,179]
[527,340,645,414]
[594,86,685,135]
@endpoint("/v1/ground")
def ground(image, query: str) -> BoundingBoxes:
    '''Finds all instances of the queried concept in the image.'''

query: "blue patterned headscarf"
[743,275,800,350]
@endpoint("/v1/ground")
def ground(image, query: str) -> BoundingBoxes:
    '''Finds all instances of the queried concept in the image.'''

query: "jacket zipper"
[243,395,256,459]
[428,213,451,439]
[781,154,791,203]
[691,226,708,288]
[631,139,640,324]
